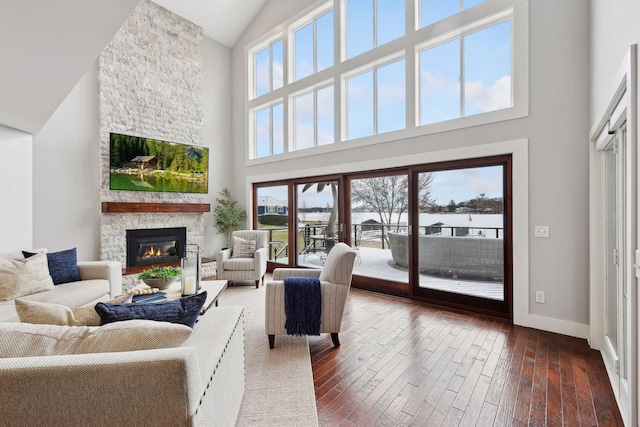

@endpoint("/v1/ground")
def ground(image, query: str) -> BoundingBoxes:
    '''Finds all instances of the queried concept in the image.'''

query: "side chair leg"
[268,335,275,349]
[255,279,260,288]
[331,333,340,348]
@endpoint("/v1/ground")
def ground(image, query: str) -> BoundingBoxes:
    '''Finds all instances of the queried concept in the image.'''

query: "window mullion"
[314,91,319,147]
[373,0,378,49]
[460,36,465,118]
[373,68,379,135]
[269,44,273,93]
[269,107,274,155]
[313,19,318,74]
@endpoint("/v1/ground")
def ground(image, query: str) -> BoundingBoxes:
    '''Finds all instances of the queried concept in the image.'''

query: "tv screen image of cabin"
[109,133,209,194]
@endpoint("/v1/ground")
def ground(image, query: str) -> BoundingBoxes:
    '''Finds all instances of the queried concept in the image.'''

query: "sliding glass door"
[296,180,340,268]
[253,155,512,318]
[255,184,290,267]
[412,158,510,315]
[349,173,409,288]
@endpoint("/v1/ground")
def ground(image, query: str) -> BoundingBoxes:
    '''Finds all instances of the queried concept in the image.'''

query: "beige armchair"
[265,242,356,349]
[217,230,268,288]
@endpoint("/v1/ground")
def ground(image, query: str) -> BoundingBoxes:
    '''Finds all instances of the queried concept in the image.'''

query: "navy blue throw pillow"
[23,248,81,285]
[94,291,208,328]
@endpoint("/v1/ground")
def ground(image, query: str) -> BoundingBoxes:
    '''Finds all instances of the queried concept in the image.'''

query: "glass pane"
[317,11,334,72]
[295,23,314,81]
[377,59,406,134]
[347,0,374,59]
[420,38,460,125]
[347,71,374,139]
[351,175,409,284]
[377,0,405,46]
[418,166,504,300]
[297,181,339,268]
[255,108,270,158]
[317,85,334,146]
[272,40,283,90]
[420,0,459,28]
[272,104,284,155]
[295,92,315,150]
[257,185,289,265]
[464,21,511,116]
[255,47,270,97]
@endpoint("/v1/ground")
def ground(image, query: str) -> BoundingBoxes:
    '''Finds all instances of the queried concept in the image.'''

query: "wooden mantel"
[101,202,210,213]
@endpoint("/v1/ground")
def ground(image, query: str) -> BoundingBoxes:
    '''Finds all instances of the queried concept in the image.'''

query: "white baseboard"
[515,314,590,340]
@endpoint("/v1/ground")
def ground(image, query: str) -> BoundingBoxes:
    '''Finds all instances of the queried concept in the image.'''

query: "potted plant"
[212,188,247,248]
[137,266,182,290]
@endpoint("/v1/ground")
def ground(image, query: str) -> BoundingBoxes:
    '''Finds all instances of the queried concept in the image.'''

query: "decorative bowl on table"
[137,266,182,290]
[141,276,178,290]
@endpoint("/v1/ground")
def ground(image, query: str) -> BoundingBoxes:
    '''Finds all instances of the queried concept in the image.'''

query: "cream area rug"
[218,283,319,427]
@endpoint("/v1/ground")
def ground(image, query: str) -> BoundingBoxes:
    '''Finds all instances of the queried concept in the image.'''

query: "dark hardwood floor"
[309,288,624,426]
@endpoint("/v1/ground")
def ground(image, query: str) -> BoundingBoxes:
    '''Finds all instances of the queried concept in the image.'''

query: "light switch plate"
[534,226,550,238]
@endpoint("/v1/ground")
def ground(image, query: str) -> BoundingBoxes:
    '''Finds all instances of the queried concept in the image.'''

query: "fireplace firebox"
[126,227,187,267]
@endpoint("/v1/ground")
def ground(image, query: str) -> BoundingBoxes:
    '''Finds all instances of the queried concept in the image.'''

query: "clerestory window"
[245,0,526,162]
[292,9,334,81]
[419,18,512,125]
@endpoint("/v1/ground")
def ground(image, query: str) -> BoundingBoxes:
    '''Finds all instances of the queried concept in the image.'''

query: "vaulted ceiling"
[0,0,265,135]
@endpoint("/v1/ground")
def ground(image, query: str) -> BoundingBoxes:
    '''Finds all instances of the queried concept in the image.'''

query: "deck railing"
[262,223,503,261]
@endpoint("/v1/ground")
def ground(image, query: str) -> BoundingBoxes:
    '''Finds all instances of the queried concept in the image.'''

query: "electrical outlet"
[535,291,545,304]
[534,226,550,238]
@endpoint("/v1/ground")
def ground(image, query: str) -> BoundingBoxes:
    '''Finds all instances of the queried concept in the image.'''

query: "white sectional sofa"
[0,251,123,322]
[0,249,246,426]
[0,305,245,426]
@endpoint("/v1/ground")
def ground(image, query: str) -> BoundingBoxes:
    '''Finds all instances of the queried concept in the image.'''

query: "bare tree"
[351,174,434,240]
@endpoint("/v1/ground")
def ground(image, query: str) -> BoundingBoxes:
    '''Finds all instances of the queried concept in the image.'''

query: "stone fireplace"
[96,1,208,290]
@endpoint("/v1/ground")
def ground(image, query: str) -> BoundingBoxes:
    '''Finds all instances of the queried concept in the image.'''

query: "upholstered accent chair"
[217,230,268,288]
[265,242,357,348]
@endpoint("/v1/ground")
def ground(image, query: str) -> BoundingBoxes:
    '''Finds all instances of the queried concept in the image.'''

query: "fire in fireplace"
[126,227,187,267]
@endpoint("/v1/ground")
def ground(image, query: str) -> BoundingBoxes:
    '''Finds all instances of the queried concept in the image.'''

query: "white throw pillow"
[231,236,256,258]
[15,293,133,326]
[0,253,54,301]
[0,320,192,357]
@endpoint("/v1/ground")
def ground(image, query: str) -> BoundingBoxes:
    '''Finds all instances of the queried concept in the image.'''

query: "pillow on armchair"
[231,236,256,258]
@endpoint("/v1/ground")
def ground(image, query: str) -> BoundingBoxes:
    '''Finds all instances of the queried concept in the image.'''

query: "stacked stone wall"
[98,0,206,269]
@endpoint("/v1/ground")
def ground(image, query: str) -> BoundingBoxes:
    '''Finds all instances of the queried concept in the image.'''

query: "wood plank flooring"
[309,288,623,426]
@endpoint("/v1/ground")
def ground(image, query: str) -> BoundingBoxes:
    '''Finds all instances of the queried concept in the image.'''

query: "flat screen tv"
[109,133,209,194]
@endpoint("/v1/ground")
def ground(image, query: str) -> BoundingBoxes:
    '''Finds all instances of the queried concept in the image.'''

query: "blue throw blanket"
[284,277,322,336]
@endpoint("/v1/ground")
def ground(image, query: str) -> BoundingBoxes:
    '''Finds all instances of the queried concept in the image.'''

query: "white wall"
[0,125,33,255]
[231,0,591,335]
[591,0,640,125]
[203,36,235,257]
[32,63,100,261]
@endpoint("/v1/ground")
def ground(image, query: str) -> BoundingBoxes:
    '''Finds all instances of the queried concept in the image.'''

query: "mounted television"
[109,133,209,194]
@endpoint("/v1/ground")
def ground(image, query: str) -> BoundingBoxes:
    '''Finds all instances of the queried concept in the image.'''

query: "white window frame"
[416,8,514,127]
[248,33,284,100]
[290,80,335,151]
[250,100,284,159]
[416,0,488,30]
[289,2,334,83]
[244,0,528,165]
[342,0,406,61]
[342,51,406,141]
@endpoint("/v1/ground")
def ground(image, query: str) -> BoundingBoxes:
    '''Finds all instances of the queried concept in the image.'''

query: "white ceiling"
[0,0,141,134]
[151,0,267,48]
